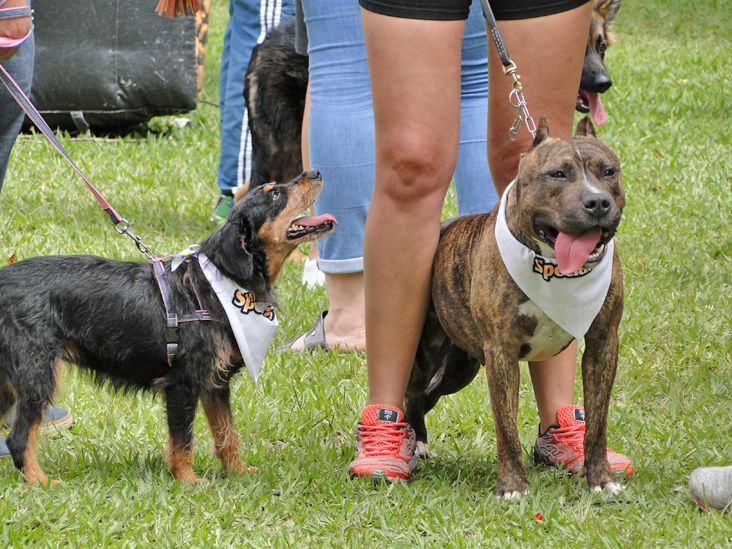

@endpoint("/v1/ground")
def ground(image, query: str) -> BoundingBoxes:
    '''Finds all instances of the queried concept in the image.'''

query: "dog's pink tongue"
[554,227,602,275]
[587,92,607,126]
[294,213,337,226]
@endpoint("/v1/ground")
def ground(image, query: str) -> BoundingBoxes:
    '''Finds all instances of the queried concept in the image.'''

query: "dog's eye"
[548,170,566,179]
[598,40,607,57]
[271,189,280,200]
[603,167,617,177]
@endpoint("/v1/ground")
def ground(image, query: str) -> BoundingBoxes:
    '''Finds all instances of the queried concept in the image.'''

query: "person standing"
[349,0,633,483]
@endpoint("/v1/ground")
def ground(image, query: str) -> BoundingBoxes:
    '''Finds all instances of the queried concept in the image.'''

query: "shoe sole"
[533,445,632,478]
[371,469,410,483]
[40,414,74,433]
[3,414,74,434]
[349,467,410,483]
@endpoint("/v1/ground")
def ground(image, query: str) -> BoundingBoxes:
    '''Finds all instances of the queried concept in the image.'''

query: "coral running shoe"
[349,404,417,482]
[533,405,633,478]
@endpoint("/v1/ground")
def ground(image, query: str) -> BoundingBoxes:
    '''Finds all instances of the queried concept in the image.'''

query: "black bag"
[28,0,209,131]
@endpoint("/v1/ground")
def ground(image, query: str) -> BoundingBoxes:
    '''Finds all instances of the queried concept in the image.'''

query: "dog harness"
[494,181,614,339]
[152,259,213,368]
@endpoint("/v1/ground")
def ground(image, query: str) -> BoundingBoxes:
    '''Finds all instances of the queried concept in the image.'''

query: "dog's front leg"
[484,345,527,499]
[201,387,245,474]
[582,318,622,494]
[165,384,202,484]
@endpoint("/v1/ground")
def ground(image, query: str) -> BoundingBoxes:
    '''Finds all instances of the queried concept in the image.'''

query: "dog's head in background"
[577,0,622,126]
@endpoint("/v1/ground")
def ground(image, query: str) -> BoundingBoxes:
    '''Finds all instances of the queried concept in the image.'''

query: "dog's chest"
[517,300,574,361]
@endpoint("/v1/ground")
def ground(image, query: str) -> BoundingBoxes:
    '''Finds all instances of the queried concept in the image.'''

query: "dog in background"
[0,171,335,484]
[242,0,621,194]
[577,0,622,125]
[244,18,307,193]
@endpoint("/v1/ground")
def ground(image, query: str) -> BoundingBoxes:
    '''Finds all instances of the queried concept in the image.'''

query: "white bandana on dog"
[197,253,278,385]
[494,181,614,340]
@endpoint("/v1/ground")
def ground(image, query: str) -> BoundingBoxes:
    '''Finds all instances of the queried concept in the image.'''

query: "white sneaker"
[689,465,732,511]
[301,259,326,288]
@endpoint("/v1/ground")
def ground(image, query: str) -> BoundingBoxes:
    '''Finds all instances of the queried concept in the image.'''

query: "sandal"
[282,311,329,352]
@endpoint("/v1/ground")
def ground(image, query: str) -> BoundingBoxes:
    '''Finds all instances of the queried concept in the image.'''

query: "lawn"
[1,0,730,546]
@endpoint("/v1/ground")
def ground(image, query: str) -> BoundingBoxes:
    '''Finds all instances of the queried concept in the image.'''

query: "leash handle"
[478,0,537,139]
[0,63,158,259]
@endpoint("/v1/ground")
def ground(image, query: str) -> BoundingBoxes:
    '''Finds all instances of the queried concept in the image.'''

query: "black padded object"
[29,0,198,130]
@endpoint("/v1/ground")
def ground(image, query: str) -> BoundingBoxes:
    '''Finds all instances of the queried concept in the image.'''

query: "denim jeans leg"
[216,0,294,194]
[454,0,497,214]
[303,0,373,275]
[0,33,34,191]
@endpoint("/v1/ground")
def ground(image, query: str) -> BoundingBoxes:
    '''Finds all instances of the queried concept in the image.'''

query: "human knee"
[379,138,456,204]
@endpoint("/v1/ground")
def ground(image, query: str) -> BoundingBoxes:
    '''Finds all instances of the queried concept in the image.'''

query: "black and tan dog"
[577,0,622,125]
[405,117,625,498]
[244,18,308,191]
[0,170,335,484]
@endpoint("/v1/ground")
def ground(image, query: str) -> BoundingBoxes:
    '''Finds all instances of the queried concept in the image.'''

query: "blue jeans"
[0,32,34,191]
[304,0,496,274]
[217,0,294,194]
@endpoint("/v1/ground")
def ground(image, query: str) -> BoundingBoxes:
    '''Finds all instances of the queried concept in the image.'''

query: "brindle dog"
[405,117,625,498]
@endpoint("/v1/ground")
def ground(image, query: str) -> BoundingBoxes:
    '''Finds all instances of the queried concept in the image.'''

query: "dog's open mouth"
[286,212,337,240]
[576,89,606,126]
[537,224,614,275]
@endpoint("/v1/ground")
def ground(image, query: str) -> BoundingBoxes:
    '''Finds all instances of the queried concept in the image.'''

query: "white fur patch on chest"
[517,300,574,361]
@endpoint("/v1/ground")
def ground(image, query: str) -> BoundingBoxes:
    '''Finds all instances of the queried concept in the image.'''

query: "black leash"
[478,0,537,138]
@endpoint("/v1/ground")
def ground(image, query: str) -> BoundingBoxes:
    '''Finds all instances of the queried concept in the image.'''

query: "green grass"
[1,1,731,546]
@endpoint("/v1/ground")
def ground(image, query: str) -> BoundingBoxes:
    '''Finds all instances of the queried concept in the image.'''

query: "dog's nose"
[594,74,612,93]
[306,170,321,180]
[583,192,612,217]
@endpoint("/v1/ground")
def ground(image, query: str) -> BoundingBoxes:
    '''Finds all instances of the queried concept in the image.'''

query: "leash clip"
[503,61,522,92]
[114,219,156,261]
[508,86,537,140]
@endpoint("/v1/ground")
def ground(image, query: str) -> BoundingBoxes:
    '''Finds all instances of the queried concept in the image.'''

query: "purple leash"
[0,63,218,366]
[0,63,156,260]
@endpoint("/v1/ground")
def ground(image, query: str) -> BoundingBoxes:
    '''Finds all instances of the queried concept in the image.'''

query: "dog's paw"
[495,471,529,500]
[415,441,430,459]
[496,488,528,501]
[591,481,623,496]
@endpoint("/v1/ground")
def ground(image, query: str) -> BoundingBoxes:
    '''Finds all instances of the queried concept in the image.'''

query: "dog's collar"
[495,180,614,339]
[171,244,201,272]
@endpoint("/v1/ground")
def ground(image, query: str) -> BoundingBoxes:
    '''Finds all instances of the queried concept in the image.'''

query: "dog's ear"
[199,216,265,292]
[596,0,621,23]
[238,214,253,255]
[575,116,597,138]
[531,117,550,148]
[233,181,251,202]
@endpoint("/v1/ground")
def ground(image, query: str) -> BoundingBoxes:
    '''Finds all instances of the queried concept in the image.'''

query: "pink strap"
[0,27,31,48]
[0,63,125,225]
